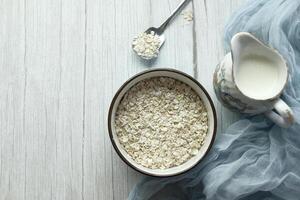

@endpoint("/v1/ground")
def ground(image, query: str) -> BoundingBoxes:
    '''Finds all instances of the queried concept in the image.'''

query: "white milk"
[235,55,280,99]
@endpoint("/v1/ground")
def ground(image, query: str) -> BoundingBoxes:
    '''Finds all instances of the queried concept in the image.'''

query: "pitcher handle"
[264,98,294,128]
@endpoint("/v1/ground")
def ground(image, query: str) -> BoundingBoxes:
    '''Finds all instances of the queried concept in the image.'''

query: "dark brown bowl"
[108,68,217,177]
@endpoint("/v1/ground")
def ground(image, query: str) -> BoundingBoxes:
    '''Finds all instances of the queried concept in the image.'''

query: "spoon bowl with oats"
[132,0,191,60]
[108,69,217,177]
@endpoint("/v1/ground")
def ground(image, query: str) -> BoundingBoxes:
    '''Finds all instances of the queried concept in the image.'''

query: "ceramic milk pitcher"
[213,32,294,128]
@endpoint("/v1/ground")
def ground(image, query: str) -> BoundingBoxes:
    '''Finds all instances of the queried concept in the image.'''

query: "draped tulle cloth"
[128,0,300,199]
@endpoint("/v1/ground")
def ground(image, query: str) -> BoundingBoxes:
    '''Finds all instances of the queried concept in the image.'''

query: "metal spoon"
[133,0,191,60]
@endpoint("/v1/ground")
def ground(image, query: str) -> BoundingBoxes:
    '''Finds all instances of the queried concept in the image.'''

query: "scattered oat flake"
[115,77,209,169]
[182,10,193,22]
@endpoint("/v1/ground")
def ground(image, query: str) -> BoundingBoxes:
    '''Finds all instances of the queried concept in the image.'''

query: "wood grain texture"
[194,0,246,133]
[0,0,245,199]
[0,0,26,199]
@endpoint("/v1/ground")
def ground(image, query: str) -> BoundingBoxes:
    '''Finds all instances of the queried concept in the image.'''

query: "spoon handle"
[158,0,191,33]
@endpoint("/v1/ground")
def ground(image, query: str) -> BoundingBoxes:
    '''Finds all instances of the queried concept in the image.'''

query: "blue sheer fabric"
[129,0,300,199]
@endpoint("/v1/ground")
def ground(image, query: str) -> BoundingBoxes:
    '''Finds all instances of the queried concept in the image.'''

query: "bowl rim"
[107,68,217,177]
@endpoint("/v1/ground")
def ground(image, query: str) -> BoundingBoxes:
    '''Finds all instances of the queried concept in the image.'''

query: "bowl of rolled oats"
[108,69,217,177]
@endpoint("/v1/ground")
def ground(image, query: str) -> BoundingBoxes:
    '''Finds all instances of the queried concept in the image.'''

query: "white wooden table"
[0,0,245,199]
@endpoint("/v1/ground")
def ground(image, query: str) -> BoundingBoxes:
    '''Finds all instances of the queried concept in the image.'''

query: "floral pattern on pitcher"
[213,60,257,113]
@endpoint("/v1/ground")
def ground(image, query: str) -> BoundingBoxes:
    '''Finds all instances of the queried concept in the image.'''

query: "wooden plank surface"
[0,0,245,199]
